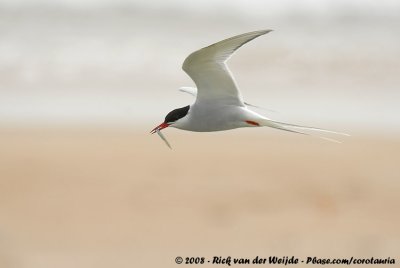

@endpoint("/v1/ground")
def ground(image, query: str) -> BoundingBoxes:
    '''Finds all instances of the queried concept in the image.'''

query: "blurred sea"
[1,2,400,268]
[0,0,399,132]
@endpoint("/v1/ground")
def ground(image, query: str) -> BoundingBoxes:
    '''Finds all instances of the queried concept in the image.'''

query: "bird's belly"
[179,120,239,132]
[174,105,251,132]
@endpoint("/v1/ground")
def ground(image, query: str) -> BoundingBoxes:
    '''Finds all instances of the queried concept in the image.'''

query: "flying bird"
[151,30,348,148]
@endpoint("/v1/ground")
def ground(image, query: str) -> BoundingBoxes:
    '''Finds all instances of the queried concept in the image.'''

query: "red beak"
[150,122,169,134]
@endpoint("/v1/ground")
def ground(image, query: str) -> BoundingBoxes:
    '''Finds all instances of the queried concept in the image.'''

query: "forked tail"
[260,119,349,143]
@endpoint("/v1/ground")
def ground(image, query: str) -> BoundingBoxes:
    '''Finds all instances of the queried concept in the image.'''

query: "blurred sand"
[1,1,400,267]
[0,127,399,267]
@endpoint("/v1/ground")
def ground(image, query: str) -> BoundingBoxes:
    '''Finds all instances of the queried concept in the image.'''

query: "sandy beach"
[0,127,399,267]
[1,1,400,267]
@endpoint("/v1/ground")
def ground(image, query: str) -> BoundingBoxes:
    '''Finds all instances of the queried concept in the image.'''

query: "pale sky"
[1,0,399,130]
[1,0,399,10]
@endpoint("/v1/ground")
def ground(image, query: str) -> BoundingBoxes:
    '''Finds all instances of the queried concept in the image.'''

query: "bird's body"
[151,30,348,148]
[173,104,264,132]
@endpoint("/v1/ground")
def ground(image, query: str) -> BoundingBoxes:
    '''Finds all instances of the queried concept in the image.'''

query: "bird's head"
[150,105,190,134]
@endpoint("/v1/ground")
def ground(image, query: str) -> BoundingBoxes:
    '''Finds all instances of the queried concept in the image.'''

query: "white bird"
[151,30,348,148]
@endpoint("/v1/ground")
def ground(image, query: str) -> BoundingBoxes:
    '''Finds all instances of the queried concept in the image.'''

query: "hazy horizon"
[1,0,399,132]
[1,2,399,267]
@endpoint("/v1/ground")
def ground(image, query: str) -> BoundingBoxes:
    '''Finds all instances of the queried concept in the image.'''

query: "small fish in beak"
[150,122,172,149]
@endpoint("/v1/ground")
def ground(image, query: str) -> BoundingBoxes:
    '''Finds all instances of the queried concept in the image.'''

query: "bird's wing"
[182,30,272,106]
[178,86,197,96]
[178,86,277,112]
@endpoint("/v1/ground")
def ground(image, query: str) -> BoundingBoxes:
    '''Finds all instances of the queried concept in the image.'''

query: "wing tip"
[182,29,274,74]
[236,29,273,39]
[260,29,274,34]
[251,29,273,36]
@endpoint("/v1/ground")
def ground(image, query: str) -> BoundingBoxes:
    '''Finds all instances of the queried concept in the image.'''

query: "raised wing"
[182,30,272,106]
[178,86,277,112]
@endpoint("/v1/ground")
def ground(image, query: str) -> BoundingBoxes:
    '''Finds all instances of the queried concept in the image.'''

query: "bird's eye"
[165,105,190,123]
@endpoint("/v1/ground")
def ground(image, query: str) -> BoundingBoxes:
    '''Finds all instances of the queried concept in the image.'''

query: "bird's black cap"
[165,105,190,124]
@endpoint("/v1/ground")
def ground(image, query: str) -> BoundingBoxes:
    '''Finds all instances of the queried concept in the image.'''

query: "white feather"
[182,30,272,106]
